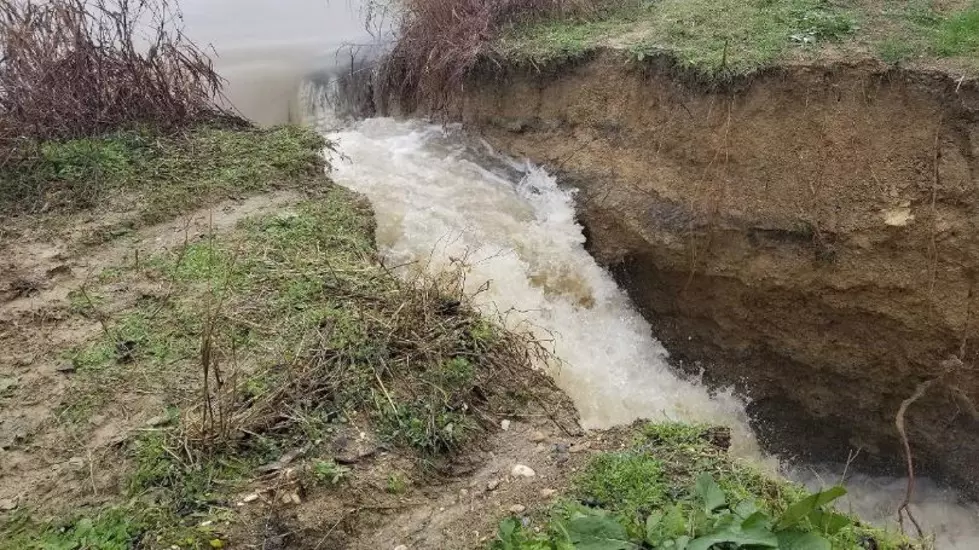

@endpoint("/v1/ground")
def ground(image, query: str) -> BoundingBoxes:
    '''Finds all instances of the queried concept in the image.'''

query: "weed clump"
[0,0,234,146]
[171,198,563,458]
[374,0,606,109]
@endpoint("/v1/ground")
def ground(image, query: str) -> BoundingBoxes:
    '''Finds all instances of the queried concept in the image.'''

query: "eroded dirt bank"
[443,50,979,496]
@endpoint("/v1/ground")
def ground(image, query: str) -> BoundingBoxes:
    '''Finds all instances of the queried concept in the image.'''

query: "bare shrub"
[373,0,603,111]
[0,0,236,150]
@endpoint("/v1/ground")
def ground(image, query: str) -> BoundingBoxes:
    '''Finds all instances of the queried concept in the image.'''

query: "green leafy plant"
[386,472,409,495]
[1,507,140,550]
[490,473,852,550]
[311,459,350,486]
[647,473,850,550]
[653,473,848,550]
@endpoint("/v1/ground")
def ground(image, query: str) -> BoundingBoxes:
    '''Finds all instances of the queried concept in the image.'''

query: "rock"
[394,546,408,550]
[239,493,260,505]
[540,489,558,498]
[529,431,546,443]
[0,377,17,394]
[257,447,306,473]
[882,206,915,227]
[0,498,17,511]
[500,419,511,431]
[553,443,571,464]
[509,504,527,514]
[145,415,172,427]
[67,456,85,470]
[487,479,500,491]
[459,488,468,497]
[332,431,378,465]
[511,464,536,478]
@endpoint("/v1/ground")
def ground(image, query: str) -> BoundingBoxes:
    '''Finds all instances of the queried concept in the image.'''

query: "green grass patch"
[491,423,915,550]
[499,0,979,73]
[934,7,979,57]
[0,124,328,221]
[1,507,141,550]
[874,1,979,64]
[499,0,855,73]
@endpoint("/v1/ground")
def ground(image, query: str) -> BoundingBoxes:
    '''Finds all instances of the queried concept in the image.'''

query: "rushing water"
[326,119,759,443]
[176,1,979,546]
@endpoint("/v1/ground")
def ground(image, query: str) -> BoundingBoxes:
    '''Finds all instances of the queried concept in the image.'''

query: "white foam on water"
[326,117,979,548]
[327,118,756,447]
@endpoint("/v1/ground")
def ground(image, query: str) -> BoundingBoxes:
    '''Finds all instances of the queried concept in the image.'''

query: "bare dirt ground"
[0,191,301,512]
[222,416,628,550]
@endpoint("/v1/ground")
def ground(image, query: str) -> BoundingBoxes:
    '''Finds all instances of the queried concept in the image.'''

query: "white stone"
[511,464,536,478]
[883,207,915,226]
[509,504,526,514]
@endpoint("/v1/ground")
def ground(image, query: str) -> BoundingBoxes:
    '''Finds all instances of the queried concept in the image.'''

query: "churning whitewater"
[323,117,979,548]
[326,118,756,444]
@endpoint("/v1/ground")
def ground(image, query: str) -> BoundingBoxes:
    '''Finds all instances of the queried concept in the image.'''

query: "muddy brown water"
[180,0,371,125]
[178,2,977,546]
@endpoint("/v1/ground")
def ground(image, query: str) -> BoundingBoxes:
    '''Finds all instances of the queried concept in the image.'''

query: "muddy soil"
[444,50,979,498]
[225,416,616,549]
[0,192,304,511]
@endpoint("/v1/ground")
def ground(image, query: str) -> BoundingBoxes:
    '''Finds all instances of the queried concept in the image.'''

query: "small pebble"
[500,419,511,431]
[509,504,526,514]
[529,431,546,442]
[394,546,408,550]
[540,489,558,498]
[511,464,536,478]
[487,479,500,491]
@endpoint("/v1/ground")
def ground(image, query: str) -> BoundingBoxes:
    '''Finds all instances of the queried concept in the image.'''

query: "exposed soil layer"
[443,50,979,497]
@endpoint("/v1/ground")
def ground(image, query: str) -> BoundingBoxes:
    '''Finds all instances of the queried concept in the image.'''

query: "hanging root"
[894,356,965,538]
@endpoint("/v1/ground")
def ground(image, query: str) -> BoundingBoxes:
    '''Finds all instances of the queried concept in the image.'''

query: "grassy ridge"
[0,125,327,220]
[497,0,979,74]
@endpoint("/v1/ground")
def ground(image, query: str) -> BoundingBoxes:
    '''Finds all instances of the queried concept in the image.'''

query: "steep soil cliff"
[446,50,979,497]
